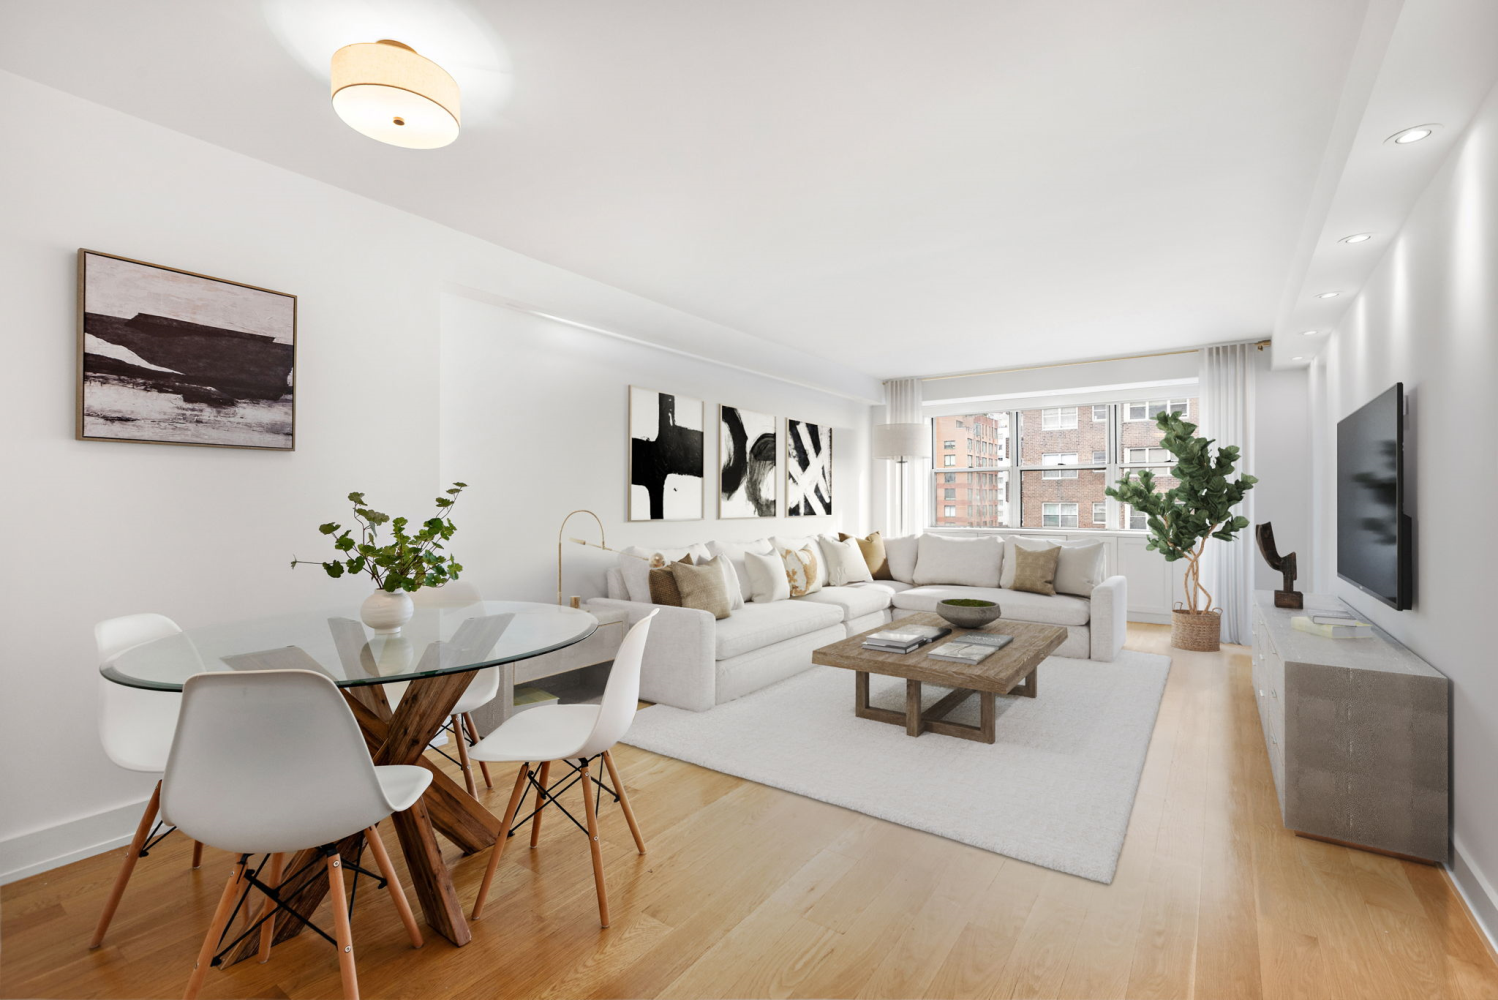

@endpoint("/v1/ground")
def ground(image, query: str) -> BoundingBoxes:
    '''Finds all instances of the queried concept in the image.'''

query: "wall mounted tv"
[1337,383,1412,610]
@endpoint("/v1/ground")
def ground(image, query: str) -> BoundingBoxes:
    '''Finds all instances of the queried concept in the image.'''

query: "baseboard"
[1448,837,1498,959]
[0,797,150,886]
[1128,611,1173,625]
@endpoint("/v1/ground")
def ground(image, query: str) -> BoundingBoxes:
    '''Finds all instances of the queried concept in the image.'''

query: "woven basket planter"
[1170,607,1221,652]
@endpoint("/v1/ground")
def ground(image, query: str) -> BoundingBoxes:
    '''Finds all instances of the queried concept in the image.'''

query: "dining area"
[76,592,658,1000]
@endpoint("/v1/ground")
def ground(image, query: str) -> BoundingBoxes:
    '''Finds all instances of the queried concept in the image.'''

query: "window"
[1041,407,1078,430]
[944,505,957,517]
[944,440,955,449]
[943,488,956,500]
[1042,502,1078,528]
[1125,398,1190,421]
[1124,446,1170,464]
[1093,502,1107,524]
[1126,506,1147,530]
[1092,405,1108,421]
[1092,450,1107,464]
[943,472,955,483]
[943,455,955,467]
[1041,452,1078,479]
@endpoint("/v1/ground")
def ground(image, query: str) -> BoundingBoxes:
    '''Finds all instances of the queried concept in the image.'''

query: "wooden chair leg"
[462,714,492,788]
[579,759,610,928]
[90,780,161,949]
[326,853,360,1000]
[184,857,247,1000]
[191,841,204,869]
[256,853,285,963]
[470,764,530,920]
[529,761,551,848]
[452,715,478,797]
[602,750,647,855]
[364,825,423,948]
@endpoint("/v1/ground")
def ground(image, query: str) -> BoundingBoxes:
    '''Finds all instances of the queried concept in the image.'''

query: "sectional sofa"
[588,532,1127,712]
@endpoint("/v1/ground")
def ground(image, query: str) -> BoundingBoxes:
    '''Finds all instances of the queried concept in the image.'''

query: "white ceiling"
[2,0,1379,379]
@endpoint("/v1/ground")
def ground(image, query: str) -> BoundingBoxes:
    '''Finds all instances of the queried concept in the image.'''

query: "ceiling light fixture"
[1316,291,1342,299]
[1338,233,1373,244]
[1386,124,1440,145]
[1292,356,1305,361]
[331,40,461,149]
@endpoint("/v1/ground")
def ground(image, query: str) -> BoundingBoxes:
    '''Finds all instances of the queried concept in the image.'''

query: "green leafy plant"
[941,598,996,607]
[1105,413,1255,615]
[292,483,468,592]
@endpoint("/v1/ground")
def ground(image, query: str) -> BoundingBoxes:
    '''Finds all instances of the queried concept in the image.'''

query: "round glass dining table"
[102,600,600,959]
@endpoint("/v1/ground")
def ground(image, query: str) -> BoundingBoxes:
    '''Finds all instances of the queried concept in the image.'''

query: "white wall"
[438,294,871,604]
[1253,354,1313,590]
[1309,81,1498,932]
[0,71,873,881]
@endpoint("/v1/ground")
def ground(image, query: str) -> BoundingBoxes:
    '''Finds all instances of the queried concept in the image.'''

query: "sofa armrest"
[1089,575,1128,662]
[586,598,717,711]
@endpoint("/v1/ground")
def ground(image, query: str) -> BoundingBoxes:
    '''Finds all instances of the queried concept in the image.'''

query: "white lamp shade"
[331,40,461,149]
[873,422,930,460]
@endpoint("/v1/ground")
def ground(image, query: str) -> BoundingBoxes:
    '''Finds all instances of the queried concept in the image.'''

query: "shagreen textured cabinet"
[1250,592,1449,863]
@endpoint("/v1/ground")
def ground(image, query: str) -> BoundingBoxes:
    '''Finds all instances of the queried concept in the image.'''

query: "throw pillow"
[999,538,1105,596]
[1010,544,1061,596]
[706,538,772,609]
[673,556,731,619]
[838,531,892,579]
[780,546,822,597]
[912,534,1002,587]
[620,543,711,604]
[771,535,829,588]
[820,536,874,586]
[647,555,691,606]
[882,534,920,584]
[743,549,791,602]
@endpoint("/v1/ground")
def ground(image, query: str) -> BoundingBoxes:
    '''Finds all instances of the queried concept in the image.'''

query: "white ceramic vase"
[361,589,414,634]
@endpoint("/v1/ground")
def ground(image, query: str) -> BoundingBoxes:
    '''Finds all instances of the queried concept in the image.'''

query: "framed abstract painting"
[786,418,833,516]
[719,404,778,518]
[77,250,296,450]
[629,386,704,521]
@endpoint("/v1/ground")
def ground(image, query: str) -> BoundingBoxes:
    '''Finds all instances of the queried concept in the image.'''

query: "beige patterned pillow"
[673,556,731,619]
[780,546,822,598]
[1010,544,1061,596]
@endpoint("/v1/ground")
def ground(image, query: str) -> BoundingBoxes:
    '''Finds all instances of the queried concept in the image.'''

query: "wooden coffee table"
[811,613,1067,744]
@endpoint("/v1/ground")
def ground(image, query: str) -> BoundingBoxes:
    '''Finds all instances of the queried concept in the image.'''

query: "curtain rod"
[907,339,1269,383]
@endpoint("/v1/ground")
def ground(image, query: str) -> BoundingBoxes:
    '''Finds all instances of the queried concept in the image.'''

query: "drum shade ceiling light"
[331,40,460,149]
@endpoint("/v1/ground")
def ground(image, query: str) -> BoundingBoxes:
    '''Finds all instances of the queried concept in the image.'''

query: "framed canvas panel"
[77,250,297,450]
[787,418,833,516]
[629,386,704,521]
[718,404,778,518]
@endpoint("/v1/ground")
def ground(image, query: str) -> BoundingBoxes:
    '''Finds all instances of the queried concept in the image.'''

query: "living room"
[2,1,1496,998]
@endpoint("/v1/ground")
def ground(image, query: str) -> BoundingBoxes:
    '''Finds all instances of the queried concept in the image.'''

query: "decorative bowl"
[935,598,1001,629]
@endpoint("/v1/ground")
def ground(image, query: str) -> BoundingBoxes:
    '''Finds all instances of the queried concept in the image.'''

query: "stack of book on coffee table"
[861,623,949,654]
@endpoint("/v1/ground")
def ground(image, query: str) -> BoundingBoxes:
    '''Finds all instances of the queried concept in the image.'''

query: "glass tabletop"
[102,601,599,691]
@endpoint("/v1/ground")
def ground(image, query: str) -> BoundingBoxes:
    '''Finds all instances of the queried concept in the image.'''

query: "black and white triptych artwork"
[629,386,705,521]
[786,419,833,516]
[77,250,296,449]
[718,405,778,518]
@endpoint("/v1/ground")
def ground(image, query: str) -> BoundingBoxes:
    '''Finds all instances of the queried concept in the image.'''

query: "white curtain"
[884,377,923,536]
[1199,344,1256,644]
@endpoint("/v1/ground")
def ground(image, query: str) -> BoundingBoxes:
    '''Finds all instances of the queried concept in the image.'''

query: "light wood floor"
[4,624,1496,999]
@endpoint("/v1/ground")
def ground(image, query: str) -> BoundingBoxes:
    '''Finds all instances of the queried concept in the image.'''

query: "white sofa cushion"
[891,585,1091,627]
[795,585,891,622]
[819,536,874,586]
[999,537,1105,597]
[851,579,915,596]
[620,543,711,604]
[883,535,919,584]
[713,600,843,659]
[912,534,1002,588]
[707,538,774,603]
[743,549,791,603]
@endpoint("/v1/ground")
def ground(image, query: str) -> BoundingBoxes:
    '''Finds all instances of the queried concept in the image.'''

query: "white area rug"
[622,650,1170,883]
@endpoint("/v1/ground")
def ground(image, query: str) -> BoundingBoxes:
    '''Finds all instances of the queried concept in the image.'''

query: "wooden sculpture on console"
[1256,522,1303,609]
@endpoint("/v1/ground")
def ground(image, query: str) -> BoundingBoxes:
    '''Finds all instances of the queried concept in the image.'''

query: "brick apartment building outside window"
[930,397,1194,530]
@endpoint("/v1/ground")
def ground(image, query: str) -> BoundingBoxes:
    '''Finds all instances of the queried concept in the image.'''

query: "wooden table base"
[853,667,1036,745]
[219,666,509,966]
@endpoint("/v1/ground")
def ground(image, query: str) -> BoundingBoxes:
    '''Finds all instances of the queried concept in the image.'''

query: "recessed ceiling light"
[1316,291,1342,299]
[1339,233,1374,244]
[1301,330,1318,336]
[1292,356,1305,361]
[1387,124,1440,145]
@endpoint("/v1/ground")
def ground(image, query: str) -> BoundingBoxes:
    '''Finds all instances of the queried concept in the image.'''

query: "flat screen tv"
[1337,383,1412,610]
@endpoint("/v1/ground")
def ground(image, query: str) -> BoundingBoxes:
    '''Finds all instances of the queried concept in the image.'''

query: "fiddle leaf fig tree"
[291,483,468,592]
[1105,413,1255,615]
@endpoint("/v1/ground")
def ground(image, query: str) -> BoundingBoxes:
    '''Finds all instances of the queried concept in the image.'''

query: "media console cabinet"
[1250,591,1449,863]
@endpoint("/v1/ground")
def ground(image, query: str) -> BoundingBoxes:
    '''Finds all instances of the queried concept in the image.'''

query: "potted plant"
[1105,413,1255,651]
[293,483,467,633]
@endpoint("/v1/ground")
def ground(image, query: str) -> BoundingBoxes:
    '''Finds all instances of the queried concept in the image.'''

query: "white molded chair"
[412,582,495,796]
[164,669,431,1000]
[91,613,204,949]
[468,610,657,928]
